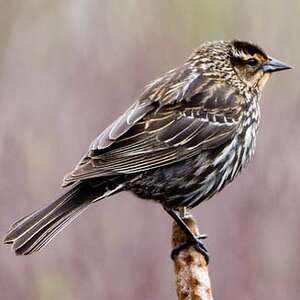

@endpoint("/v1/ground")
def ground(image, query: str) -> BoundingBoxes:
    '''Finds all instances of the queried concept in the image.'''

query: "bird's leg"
[164,207,209,264]
[178,207,187,218]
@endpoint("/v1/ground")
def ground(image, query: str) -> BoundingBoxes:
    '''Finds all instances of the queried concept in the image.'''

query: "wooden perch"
[171,213,213,300]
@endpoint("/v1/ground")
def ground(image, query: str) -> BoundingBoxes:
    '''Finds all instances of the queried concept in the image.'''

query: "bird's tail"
[3,180,123,255]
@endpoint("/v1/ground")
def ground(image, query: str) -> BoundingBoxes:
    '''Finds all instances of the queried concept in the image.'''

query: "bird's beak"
[262,57,292,73]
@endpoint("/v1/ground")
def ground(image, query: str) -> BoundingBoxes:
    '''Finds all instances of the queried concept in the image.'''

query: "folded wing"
[63,65,244,186]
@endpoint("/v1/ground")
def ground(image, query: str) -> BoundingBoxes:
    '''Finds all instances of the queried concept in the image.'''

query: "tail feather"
[4,184,82,244]
[30,208,86,254]
[3,179,124,255]
[14,203,88,255]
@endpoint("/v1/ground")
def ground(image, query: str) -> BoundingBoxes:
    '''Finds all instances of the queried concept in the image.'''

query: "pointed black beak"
[262,57,292,73]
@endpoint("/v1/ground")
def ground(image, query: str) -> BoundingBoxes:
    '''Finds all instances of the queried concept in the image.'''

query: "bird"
[3,40,291,262]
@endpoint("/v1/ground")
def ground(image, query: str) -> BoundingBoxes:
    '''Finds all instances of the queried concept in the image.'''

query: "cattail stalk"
[171,214,213,300]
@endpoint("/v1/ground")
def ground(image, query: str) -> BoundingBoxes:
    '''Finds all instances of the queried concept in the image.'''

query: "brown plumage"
[3,40,291,259]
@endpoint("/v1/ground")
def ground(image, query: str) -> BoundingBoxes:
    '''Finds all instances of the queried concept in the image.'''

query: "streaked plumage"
[3,40,291,257]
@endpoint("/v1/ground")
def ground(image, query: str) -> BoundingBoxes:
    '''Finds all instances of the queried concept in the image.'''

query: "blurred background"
[0,1,299,299]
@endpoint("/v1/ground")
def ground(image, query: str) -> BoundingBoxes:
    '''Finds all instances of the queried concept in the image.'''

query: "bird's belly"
[129,127,257,209]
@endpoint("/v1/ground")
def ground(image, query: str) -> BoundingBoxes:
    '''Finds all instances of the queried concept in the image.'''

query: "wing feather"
[90,101,154,151]
[62,66,244,187]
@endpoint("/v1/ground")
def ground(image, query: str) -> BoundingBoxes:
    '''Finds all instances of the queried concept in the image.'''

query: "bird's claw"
[171,234,210,264]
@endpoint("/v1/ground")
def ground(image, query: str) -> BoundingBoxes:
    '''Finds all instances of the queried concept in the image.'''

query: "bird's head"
[190,40,292,92]
[230,40,291,90]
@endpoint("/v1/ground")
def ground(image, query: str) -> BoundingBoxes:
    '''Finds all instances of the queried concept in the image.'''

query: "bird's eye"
[247,58,258,66]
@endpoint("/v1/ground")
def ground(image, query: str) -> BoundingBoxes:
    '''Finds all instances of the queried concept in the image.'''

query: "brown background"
[0,1,299,299]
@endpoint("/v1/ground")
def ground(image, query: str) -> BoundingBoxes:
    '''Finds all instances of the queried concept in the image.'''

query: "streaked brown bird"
[3,40,291,262]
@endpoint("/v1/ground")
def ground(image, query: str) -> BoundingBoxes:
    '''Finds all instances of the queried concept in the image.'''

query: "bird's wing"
[62,65,244,186]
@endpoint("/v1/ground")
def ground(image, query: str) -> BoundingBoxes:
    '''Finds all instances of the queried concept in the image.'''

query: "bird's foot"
[171,234,209,264]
